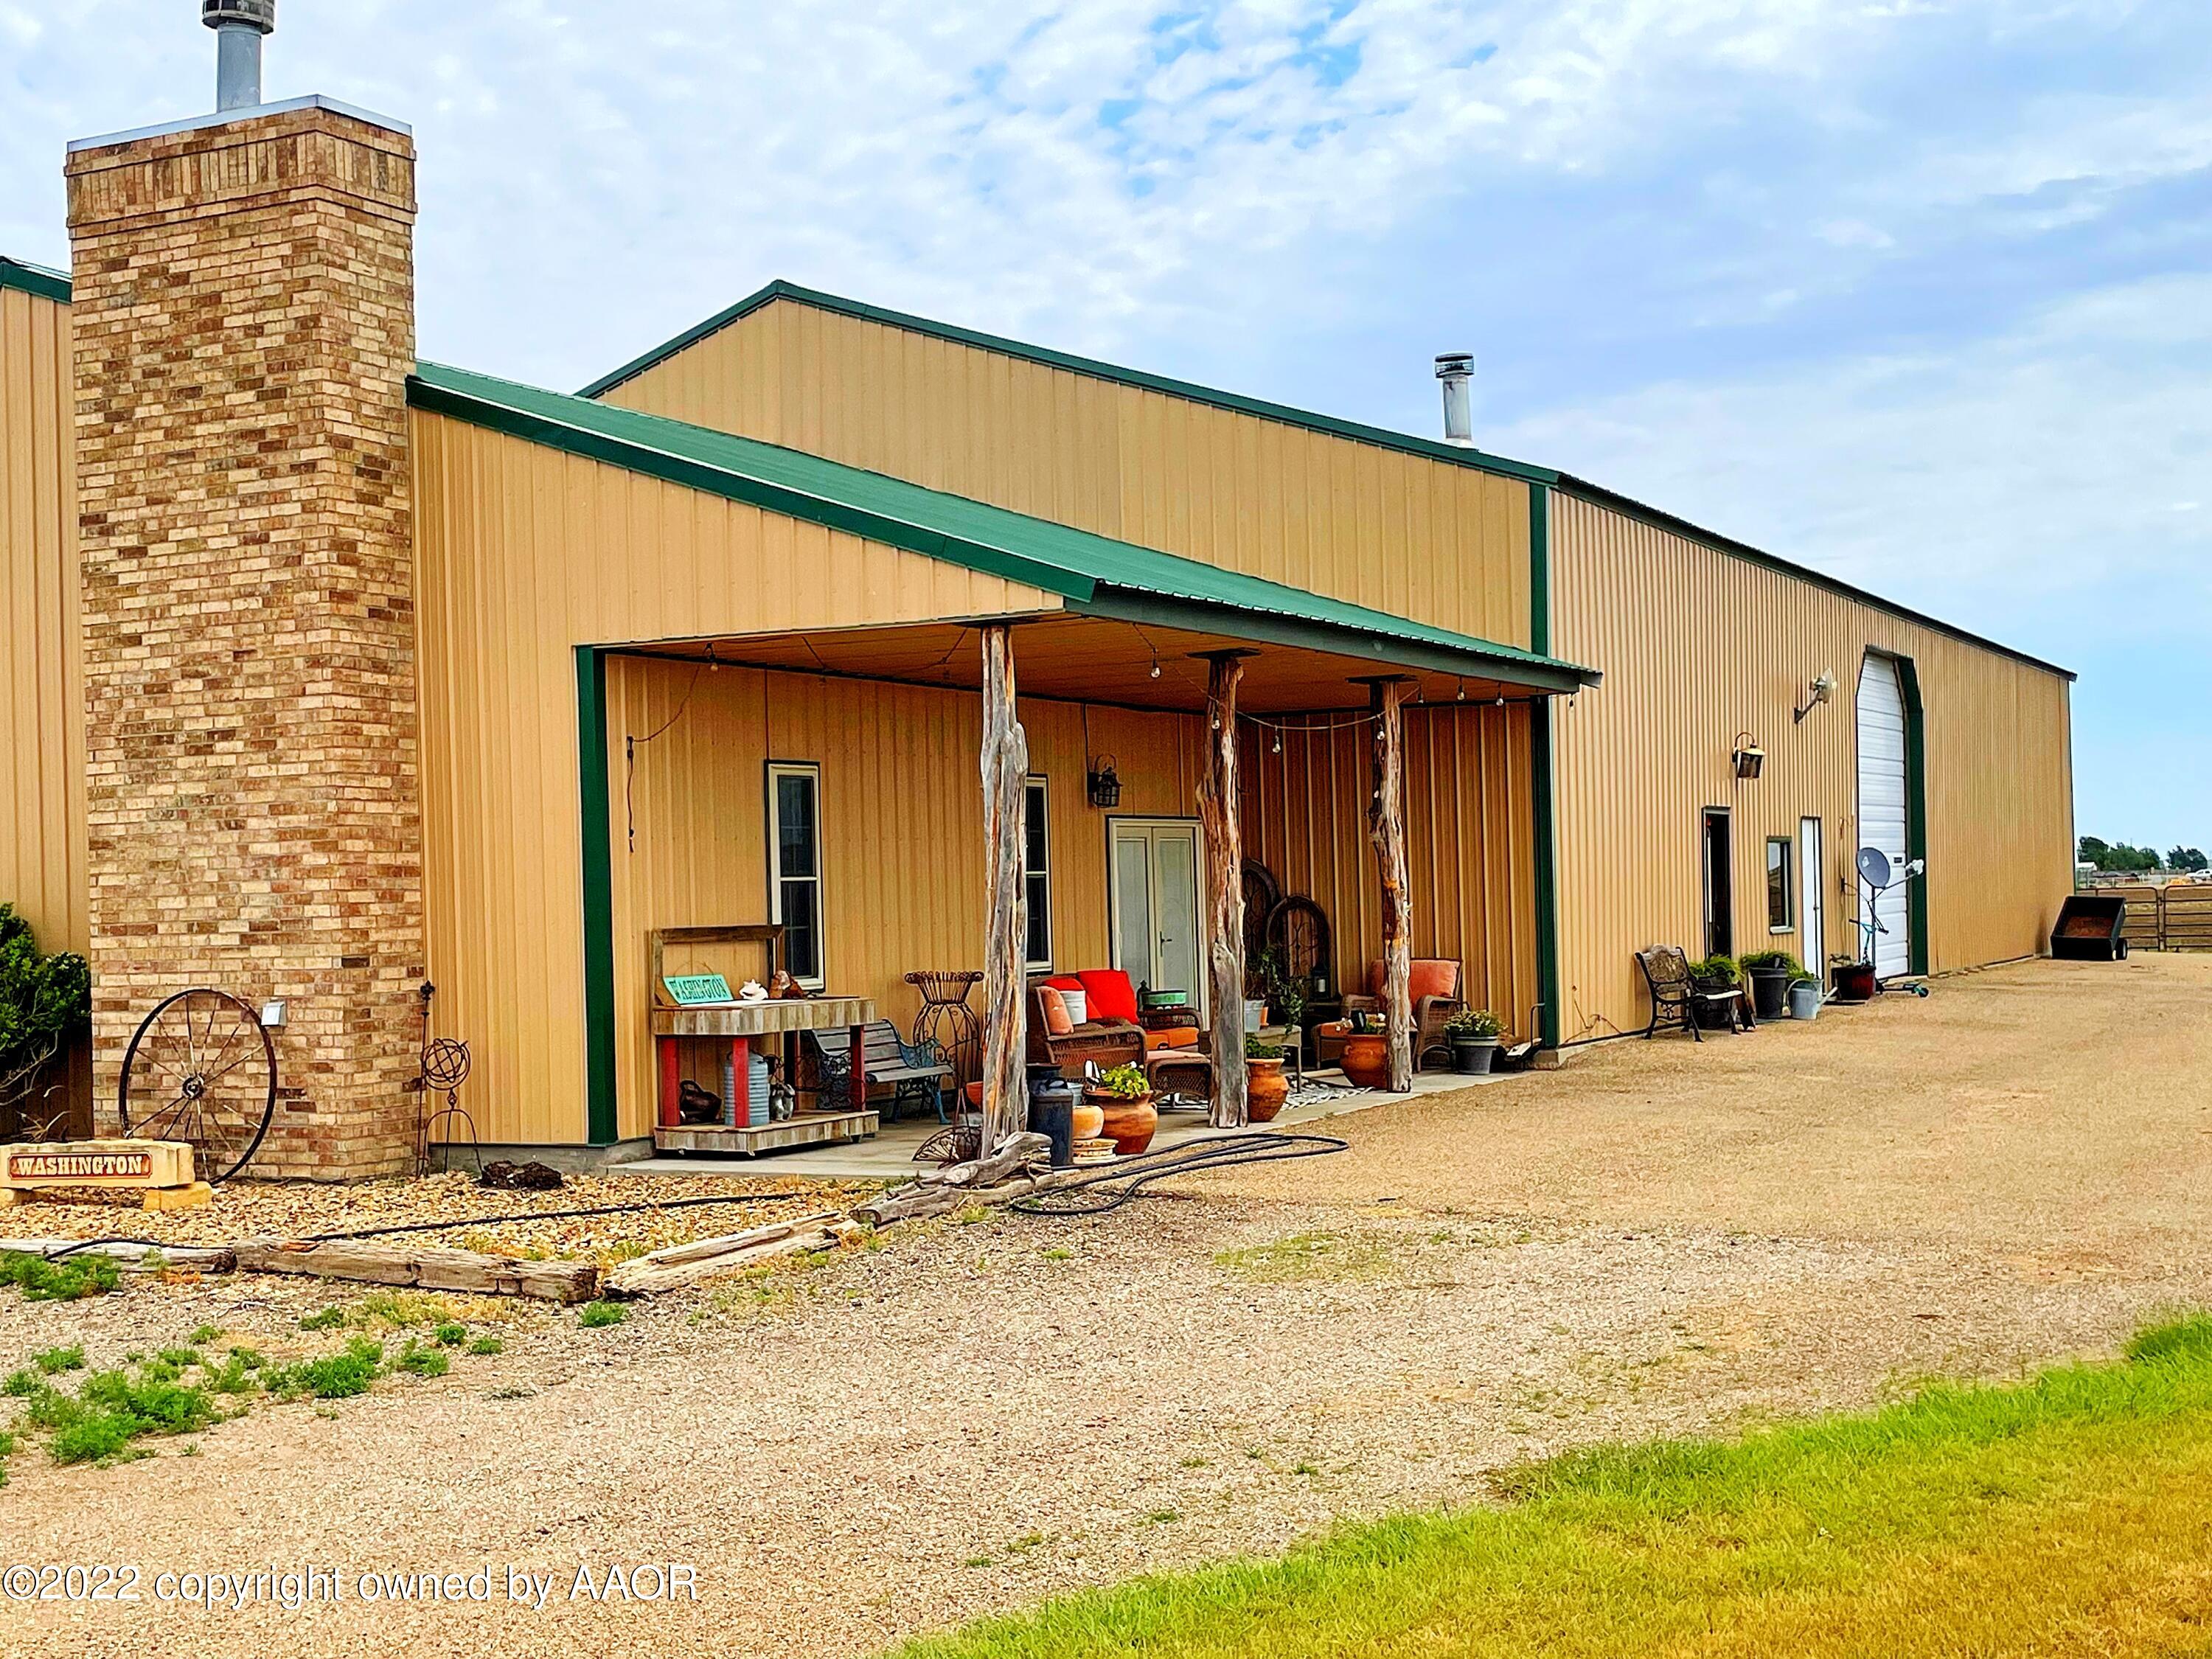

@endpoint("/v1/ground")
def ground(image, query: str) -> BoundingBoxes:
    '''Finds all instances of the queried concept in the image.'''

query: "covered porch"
[594,597,1599,1160]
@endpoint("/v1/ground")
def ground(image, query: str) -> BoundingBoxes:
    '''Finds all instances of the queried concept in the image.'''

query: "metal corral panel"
[1550,492,2075,1040]
[1238,706,1539,1035]
[411,411,1065,1147]
[597,296,1535,651]
[0,285,86,959]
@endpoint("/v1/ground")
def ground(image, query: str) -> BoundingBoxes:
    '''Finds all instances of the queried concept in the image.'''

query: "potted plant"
[1829,953,1877,1004]
[1244,1033,1289,1122]
[1086,1061,1158,1155]
[1258,948,1309,1032]
[1738,950,1803,1021]
[1444,1008,1505,1074]
[1687,955,1741,1029]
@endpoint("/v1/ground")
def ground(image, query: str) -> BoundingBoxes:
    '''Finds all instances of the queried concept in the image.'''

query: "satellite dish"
[1857,846,1893,888]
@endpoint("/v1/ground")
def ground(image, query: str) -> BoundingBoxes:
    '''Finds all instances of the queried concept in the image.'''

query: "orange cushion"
[1366,960,1460,1002]
[1143,1026,1200,1053]
[1077,970,1140,1023]
[1037,985,1075,1037]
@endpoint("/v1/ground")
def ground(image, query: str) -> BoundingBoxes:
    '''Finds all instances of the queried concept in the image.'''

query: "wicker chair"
[1024,979,1144,1077]
[1343,959,1466,1069]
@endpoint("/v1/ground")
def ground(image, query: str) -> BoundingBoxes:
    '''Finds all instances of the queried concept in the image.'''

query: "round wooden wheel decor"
[117,989,278,1186]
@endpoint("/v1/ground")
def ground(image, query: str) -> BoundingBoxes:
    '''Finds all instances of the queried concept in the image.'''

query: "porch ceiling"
[610,613,1563,715]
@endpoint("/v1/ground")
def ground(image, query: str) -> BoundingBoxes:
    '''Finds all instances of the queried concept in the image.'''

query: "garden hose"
[1008,1130,1350,1217]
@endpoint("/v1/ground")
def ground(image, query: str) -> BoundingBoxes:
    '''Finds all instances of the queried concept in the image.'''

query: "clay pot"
[1245,1057,1288,1124]
[1071,1101,1105,1142]
[1338,1032,1392,1090]
[1093,1091,1158,1155]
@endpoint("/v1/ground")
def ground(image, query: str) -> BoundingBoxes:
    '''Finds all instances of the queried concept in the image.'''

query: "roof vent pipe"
[204,0,276,113]
[1434,352,1475,448]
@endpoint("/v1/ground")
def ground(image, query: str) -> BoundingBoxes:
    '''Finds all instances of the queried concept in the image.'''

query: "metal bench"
[1635,946,1746,1042]
[807,1021,954,1123]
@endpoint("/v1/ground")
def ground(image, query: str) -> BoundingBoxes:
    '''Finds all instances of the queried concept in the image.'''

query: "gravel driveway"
[2,953,2207,1658]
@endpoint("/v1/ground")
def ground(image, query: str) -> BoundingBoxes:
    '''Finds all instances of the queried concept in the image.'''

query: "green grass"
[434,1322,470,1347]
[578,1300,627,1329]
[1212,1231,1392,1284]
[33,1345,86,1375]
[467,1335,505,1356]
[891,1314,2212,1659]
[299,1306,347,1332]
[395,1340,451,1379]
[0,1250,121,1301]
[265,1339,384,1401]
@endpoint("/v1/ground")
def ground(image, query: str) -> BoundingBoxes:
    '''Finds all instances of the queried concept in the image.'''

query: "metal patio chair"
[1635,946,1744,1042]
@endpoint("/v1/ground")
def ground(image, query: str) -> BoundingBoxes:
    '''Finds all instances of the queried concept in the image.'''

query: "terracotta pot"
[1070,1101,1105,1141]
[1338,1032,1392,1090]
[1246,1057,1288,1123]
[1093,1092,1158,1155]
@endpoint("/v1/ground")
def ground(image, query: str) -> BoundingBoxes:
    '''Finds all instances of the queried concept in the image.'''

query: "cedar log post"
[979,626,1031,1153]
[1364,677,1416,1092]
[1197,651,1254,1128]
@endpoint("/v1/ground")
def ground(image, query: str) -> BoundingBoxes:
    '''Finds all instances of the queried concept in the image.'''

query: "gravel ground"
[1,954,2208,1658]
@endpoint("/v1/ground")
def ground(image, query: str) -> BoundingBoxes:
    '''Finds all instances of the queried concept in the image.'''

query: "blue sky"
[4,1,2206,846]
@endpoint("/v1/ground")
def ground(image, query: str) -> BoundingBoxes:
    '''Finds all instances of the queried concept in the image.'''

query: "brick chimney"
[65,96,426,1179]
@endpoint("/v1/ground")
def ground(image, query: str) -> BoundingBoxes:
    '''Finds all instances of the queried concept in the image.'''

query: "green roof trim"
[410,360,1601,694]
[580,279,2070,682]
[577,279,1558,486]
[0,255,72,305]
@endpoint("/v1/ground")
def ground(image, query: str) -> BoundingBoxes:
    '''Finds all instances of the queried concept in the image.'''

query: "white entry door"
[1855,655,1912,977]
[1109,820,1206,1020]
[1800,816,1825,975]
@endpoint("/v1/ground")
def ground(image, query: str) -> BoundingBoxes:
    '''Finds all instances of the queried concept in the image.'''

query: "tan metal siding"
[0,285,86,960]
[1550,493,2075,1038]
[411,410,1063,1146]
[601,299,1534,650]
[1238,706,1540,1033]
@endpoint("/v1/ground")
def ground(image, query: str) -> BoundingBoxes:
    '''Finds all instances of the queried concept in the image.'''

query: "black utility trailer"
[2051,894,2129,961]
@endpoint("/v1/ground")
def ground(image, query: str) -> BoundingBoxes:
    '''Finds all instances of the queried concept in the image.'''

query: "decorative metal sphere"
[422,1037,472,1093]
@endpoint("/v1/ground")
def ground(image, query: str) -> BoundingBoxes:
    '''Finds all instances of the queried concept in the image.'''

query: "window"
[1766,836,1794,933]
[1023,777,1053,970]
[767,762,823,987]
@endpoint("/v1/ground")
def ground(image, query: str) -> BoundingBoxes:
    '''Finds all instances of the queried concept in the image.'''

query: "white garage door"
[1856,655,1912,978]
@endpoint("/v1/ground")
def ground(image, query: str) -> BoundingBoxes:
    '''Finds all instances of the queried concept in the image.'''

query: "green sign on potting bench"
[661,973,736,1006]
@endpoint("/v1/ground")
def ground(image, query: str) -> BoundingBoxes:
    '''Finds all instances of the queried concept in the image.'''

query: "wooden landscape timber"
[0,1238,237,1274]
[603,1211,863,1297]
[233,1238,602,1303]
[854,1132,1061,1225]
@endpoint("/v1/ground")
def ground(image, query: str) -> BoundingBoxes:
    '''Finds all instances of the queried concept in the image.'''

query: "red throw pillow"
[1077,969,1140,1023]
[1037,985,1075,1037]
[1043,975,1083,994]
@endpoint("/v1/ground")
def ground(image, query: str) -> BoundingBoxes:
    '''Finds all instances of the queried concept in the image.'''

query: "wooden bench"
[807,1022,955,1124]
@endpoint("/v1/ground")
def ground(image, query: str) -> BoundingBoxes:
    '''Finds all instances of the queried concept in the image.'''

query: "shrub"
[1245,1034,1284,1060]
[1688,955,1740,984]
[47,1411,144,1467]
[1739,950,1805,977]
[578,1300,627,1329]
[0,905,91,1118]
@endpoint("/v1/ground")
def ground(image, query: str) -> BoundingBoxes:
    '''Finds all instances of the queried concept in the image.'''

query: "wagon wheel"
[118,990,277,1186]
[1240,860,1281,991]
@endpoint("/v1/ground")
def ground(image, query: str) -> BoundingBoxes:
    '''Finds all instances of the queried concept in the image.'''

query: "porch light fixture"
[1086,755,1122,810]
[1793,669,1839,724]
[1731,733,1766,781]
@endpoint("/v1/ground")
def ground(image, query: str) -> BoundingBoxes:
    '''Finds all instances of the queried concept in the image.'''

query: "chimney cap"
[1434,352,1475,380]
[203,0,275,33]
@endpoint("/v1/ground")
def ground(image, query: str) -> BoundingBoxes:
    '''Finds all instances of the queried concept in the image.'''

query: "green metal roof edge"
[1555,476,2076,682]
[577,279,1560,487]
[412,359,1599,689]
[0,255,72,305]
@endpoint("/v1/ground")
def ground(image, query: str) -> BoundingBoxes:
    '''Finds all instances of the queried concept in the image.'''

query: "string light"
[1150,658,1163,680]
[1455,678,1467,702]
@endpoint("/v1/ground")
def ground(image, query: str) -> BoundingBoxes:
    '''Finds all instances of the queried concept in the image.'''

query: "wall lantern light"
[1086,756,1123,809]
[1793,669,1839,724]
[1731,734,1766,781]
